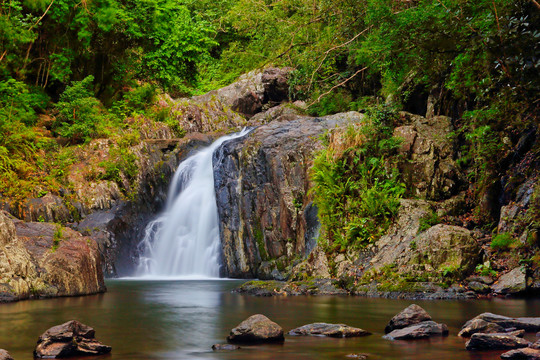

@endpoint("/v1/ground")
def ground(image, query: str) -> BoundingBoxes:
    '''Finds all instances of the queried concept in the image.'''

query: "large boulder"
[34,320,111,358]
[289,323,371,338]
[465,332,531,351]
[384,304,432,333]
[458,318,506,337]
[461,313,540,333]
[383,321,449,340]
[492,268,527,295]
[227,314,284,343]
[214,112,363,277]
[0,211,105,302]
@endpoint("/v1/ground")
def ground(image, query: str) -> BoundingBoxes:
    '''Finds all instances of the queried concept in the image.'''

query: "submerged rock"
[227,314,284,343]
[501,348,540,360]
[384,304,432,333]
[34,320,111,358]
[458,318,506,337]
[465,332,531,350]
[289,323,371,338]
[212,344,240,351]
[0,350,13,360]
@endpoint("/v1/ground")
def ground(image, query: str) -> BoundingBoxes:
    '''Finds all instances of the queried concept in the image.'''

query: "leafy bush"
[491,232,516,250]
[311,107,404,252]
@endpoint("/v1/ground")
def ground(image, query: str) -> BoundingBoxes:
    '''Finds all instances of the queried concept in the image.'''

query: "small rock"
[468,281,491,294]
[466,275,495,285]
[383,321,449,340]
[532,340,540,350]
[492,268,527,295]
[289,323,371,338]
[384,304,432,333]
[458,318,506,337]
[465,333,531,350]
[0,350,14,360]
[212,344,240,351]
[34,320,111,358]
[345,354,369,359]
[500,347,540,359]
[227,314,284,343]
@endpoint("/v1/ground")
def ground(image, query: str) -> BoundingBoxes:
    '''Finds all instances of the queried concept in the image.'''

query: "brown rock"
[462,313,540,332]
[227,314,284,343]
[458,318,506,337]
[34,320,111,358]
[384,304,432,333]
[289,323,371,338]
[501,348,540,360]
[383,321,449,340]
[465,332,531,351]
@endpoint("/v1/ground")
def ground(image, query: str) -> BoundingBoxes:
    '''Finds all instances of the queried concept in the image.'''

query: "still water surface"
[0,280,539,360]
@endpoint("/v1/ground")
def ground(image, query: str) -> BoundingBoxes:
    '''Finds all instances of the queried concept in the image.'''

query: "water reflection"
[0,280,539,360]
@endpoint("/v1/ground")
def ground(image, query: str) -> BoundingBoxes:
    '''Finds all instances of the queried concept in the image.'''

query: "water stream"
[136,129,249,278]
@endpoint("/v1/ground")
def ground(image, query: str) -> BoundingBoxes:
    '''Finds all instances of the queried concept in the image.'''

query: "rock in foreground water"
[34,320,111,358]
[465,332,530,350]
[461,313,540,333]
[0,350,13,360]
[227,314,284,343]
[458,318,506,337]
[289,323,371,338]
[501,347,540,359]
[384,304,432,333]
[383,321,448,340]
[212,344,240,351]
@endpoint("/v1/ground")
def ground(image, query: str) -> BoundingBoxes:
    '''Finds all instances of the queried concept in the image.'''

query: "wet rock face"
[289,323,371,338]
[227,314,284,343]
[214,112,363,278]
[0,211,105,302]
[465,332,530,351]
[384,304,432,333]
[34,320,111,358]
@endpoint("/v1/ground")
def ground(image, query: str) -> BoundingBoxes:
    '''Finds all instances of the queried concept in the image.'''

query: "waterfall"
[135,129,249,279]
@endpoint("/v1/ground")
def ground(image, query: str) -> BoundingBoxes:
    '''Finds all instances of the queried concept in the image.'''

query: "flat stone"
[500,347,540,359]
[465,332,531,350]
[458,318,506,337]
[462,313,540,332]
[227,314,284,344]
[468,281,491,294]
[212,344,240,351]
[384,304,432,333]
[383,321,448,340]
[345,354,369,359]
[34,320,111,358]
[289,323,371,338]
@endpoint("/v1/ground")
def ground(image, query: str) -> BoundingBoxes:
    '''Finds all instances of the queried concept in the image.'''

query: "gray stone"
[462,313,540,333]
[465,332,531,350]
[468,281,491,294]
[212,344,240,351]
[385,304,432,333]
[383,321,449,340]
[227,314,284,343]
[492,268,527,295]
[0,350,13,360]
[289,323,371,338]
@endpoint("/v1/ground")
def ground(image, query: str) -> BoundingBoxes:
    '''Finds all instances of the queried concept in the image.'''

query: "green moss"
[51,224,63,252]
[418,210,440,233]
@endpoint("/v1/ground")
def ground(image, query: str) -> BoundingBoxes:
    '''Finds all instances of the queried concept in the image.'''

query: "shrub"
[491,232,516,250]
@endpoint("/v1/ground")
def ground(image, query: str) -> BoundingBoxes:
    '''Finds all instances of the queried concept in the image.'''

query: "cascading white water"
[136,129,250,279]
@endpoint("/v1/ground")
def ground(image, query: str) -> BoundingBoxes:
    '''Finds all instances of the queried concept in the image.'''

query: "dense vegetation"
[1,0,538,235]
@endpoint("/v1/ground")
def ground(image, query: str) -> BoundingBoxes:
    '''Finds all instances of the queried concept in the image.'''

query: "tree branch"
[309,67,368,107]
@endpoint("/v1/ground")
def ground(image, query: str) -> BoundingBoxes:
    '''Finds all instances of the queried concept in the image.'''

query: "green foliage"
[491,232,516,250]
[53,76,104,143]
[475,261,497,277]
[311,107,405,251]
[418,211,441,233]
[52,224,63,252]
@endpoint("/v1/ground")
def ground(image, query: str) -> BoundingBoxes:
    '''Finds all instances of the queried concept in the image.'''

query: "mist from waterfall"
[135,129,249,279]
